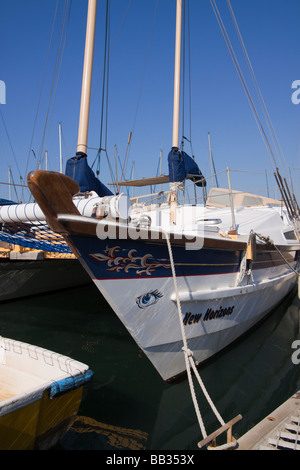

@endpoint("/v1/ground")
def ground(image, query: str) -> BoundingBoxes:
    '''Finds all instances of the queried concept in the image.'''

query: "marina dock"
[237,391,300,450]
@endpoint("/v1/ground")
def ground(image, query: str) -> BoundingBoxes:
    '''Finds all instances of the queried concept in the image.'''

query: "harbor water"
[0,281,300,451]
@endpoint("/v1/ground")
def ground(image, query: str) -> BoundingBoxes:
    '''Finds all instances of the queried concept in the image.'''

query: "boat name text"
[183,306,235,325]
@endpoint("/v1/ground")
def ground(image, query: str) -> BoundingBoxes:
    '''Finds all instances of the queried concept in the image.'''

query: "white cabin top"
[206,187,282,209]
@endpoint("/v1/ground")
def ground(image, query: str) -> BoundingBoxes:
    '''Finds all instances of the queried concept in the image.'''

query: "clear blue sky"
[1,0,300,202]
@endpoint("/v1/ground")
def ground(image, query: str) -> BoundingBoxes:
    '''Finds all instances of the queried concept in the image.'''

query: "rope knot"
[182,346,193,357]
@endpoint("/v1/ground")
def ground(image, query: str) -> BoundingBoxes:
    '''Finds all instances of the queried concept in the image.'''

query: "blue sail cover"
[168,148,206,187]
[65,152,113,197]
[0,198,17,205]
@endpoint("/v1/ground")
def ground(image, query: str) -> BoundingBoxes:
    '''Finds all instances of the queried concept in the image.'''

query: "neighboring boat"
[26,0,300,383]
[0,247,91,302]
[0,186,127,302]
[0,195,90,301]
[0,142,128,302]
[0,336,93,450]
[0,194,99,302]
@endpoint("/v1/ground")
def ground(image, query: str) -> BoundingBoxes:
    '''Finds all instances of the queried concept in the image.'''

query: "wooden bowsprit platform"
[198,415,242,450]
[237,391,300,450]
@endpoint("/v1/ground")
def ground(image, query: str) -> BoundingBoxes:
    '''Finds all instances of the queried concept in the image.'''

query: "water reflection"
[0,285,299,450]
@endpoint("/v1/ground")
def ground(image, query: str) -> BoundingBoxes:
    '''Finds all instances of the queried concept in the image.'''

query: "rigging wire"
[0,109,22,182]
[181,0,199,204]
[211,0,299,216]
[100,0,110,159]
[43,2,72,166]
[10,0,63,202]
[187,0,194,158]
[210,0,278,173]
[118,0,159,190]
[118,131,132,193]
[7,168,21,202]
[24,0,60,181]
[38,0,72,170]
[181,0,193,158]
[91,0,117,191]
[0,135,21,202]
[24,0,72,201]
[66,0,133,163]
[92,0,110,174]
[91,0,133,101]
[225,0,289,180]
[131,0,159,136]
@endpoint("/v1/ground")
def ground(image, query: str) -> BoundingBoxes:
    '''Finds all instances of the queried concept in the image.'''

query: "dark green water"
[1,283,300,450]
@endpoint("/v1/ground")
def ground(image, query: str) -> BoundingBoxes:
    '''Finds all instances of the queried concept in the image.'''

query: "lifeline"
[183,306,235,325]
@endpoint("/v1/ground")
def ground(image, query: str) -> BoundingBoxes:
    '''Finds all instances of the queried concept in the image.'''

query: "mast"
[169,0,182,224]
[172,0,182,150]
[77,0,97,155]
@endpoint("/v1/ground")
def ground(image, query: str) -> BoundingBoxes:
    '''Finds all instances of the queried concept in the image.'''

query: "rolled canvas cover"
[65,152,113,196]
[168,147,206,187]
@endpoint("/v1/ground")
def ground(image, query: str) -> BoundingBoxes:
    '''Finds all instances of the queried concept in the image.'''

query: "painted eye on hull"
[135,289,163,309]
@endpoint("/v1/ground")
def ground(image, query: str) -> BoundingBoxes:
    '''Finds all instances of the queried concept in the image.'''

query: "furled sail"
[168,147,206,187]
[0,198,17,206]
[65,152,113,197]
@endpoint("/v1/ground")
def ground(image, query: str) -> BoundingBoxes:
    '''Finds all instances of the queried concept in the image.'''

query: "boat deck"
[237,391,300,450]
[0,362,46,405]
[0,387,15,402]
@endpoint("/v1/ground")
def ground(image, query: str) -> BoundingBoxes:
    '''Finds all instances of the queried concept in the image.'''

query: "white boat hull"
[26,170,300,382]
[91,266,297,381]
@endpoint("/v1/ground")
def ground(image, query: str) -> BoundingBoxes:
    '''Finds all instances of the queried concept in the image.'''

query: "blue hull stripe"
[69,235,299,281]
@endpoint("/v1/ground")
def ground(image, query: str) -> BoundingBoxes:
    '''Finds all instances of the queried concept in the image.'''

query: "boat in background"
[26,0,300,383]
[0,152,130,302]
[0,336,93,450]
[0,215,88,303]
[0,245,91,302]
[0,194,89,301]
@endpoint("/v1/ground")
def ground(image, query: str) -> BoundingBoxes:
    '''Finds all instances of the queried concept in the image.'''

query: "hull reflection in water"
[61,415,148,450]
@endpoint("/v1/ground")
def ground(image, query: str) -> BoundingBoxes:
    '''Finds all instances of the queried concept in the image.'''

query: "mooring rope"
[164,230,225,441]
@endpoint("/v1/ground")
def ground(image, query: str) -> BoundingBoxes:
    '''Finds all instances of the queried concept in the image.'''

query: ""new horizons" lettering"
[183,306,235,325]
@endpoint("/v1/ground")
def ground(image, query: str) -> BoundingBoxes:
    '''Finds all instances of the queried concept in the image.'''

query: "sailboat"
[0,197,92,302]
[26,0,300,382]
[0,190,108,302]
[0,134,118,301]
[0,149,128,302]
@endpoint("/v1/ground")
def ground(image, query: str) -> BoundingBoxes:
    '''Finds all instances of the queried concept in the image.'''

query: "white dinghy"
[0,336,93,450]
